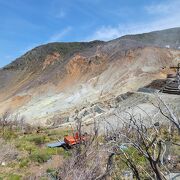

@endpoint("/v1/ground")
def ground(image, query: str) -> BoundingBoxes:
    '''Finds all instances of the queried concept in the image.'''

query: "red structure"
[64,132,87,146]
[47,132,88,148]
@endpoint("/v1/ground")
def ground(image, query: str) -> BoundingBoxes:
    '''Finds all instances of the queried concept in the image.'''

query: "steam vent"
[162,63,180,95]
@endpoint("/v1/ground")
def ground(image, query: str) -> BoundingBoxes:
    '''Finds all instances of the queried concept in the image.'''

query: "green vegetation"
[7,174,22,180]
[29,151,50,163]
[4,40,104,71]
[25,135,46,145]
[0,125,72,178]
[46,168,58,178]
[1,128,19,140]
[0,174,22,180]
[19,158,30,168]
[0,110,179,179]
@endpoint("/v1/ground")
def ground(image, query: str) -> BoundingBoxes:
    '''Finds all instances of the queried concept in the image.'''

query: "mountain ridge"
[0,27,180,124]
[3,27,180,71]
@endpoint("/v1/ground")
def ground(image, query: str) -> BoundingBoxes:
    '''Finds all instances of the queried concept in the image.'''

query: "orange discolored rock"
[42,52,60,70]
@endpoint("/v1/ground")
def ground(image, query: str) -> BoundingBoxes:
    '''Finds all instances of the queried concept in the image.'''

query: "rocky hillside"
[119,27,180,49]
[0,28,180,124]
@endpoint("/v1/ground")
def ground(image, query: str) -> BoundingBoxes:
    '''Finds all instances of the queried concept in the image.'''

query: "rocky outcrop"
[0,28,180,124]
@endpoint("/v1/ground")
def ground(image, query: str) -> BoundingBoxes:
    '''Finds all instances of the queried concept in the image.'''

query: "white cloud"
[88,26,122,41]
[49,27,72,42]
[55,9,66,19]
[145,0,180,15]
[87,24,152,41]
[88,0,180,41]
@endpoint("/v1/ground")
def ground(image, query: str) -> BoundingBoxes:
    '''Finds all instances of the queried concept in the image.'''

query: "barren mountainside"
[0,28,180,124]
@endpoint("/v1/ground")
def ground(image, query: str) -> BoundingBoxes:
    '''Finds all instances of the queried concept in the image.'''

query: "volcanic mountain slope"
[0,28,180,124]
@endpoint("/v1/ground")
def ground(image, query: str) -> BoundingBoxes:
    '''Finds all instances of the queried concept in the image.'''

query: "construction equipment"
[162,63,180,95]
[47,132,88,149]
[170,63,180,73]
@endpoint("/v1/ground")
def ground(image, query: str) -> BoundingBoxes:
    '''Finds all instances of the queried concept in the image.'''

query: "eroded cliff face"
[0,28,180,124]
[42,52,61,70]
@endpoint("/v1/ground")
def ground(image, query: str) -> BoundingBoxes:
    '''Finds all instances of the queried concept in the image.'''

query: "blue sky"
[0,0,180,67]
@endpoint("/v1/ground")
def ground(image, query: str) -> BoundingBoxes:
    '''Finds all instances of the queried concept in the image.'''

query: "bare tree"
[58,112,114,180]
[105,110,169,180]
[154,94,180,134]
[57,96,179,180]
[0,138,19,164]
[0,110,33,137]
[0,110,12,135]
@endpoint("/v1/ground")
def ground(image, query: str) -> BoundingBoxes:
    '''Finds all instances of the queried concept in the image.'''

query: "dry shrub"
[0,138,19,164]
[58,144,110,180]
[58,117,112,180]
